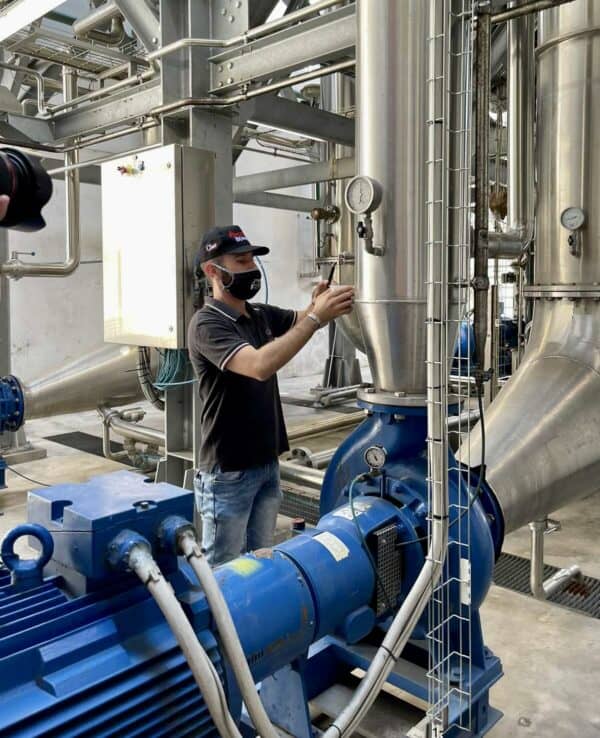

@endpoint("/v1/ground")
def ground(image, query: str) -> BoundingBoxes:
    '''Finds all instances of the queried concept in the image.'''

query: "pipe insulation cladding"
[462,0,600,533]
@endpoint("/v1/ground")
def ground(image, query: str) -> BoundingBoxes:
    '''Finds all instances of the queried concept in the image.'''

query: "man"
[0,195,9,220]
[188,225,354,565]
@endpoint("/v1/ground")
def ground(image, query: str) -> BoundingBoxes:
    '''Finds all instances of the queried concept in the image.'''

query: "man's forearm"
[254,315,318,380]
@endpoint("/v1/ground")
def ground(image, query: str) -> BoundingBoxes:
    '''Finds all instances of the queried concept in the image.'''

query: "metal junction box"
[101,144,214,348]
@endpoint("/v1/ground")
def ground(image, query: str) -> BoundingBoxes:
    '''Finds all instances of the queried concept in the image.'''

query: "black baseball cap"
[195,225,269,266]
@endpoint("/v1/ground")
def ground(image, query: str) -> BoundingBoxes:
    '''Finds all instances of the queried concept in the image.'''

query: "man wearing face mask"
[188,225,355,565]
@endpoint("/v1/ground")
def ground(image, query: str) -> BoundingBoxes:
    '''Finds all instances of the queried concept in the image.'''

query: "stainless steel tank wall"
[354,0,429,394]
[465,0,600,533]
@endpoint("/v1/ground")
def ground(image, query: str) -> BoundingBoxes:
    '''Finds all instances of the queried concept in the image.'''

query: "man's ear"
[202,262,217,281]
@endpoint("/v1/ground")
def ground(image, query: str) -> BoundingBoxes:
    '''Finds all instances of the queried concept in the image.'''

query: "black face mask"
[215,264,262,300]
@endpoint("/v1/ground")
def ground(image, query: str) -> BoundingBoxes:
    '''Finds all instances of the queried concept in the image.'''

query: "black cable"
[5,465,50,487]
[452,382,486,529]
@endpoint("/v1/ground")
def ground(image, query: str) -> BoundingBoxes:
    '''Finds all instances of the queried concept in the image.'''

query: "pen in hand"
[326,263,336,288]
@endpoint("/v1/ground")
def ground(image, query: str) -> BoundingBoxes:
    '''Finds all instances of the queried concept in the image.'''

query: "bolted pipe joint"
[157,515,198,557]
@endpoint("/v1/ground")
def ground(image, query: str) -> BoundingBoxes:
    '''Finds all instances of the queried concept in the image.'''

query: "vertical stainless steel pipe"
[472,7,492,382]
[354,0,429,395]
[325,72,365,353]
[0,69,81,279]
[507,9,535,241]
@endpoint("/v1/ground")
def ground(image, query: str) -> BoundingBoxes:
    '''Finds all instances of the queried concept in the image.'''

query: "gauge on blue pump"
[364,444,387,470]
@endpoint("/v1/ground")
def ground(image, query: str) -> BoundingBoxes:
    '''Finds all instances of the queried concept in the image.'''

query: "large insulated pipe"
[353,0,428,395]
[24,345,152,419]
[464,1,600,533]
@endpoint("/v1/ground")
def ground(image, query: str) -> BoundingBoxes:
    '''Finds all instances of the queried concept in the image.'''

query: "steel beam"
[210,4,355,93]
[52,81,161,141]
[239,95,354,147]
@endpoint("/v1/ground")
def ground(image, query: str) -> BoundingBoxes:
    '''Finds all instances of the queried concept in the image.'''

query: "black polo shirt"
[188,297,297,472]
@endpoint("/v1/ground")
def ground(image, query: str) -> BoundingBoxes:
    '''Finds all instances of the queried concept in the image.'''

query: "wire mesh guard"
[425,1,475,734]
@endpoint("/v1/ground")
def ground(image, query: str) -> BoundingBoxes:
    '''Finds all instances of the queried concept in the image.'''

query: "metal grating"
[493,553,600,620]
[280,485,320,525]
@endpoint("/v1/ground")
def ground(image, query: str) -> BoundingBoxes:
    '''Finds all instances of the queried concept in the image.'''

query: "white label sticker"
[460,557,471,606]
[332,501,372,521]
[313,531,349,562]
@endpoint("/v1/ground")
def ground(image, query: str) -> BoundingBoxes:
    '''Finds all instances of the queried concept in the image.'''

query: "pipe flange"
[0,375,25,433]
[523,284,600,300]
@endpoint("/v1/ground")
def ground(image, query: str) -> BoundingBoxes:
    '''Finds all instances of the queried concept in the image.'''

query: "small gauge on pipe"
[364,444,387,470]
[345,175,383,215]
[560,207,586,257]
[560,206,585,231]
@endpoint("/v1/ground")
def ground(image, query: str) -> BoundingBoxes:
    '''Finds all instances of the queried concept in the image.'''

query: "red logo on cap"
[228,229,247,242]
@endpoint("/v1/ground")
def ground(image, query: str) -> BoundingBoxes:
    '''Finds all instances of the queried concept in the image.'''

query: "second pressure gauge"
[345,175,383,215]
[560,206,586,231]
[364,445,387,470]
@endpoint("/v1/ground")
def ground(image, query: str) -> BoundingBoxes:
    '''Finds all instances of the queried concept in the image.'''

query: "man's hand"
[311,280,329,305]
[0,195,9,221]
[312,285,354,325]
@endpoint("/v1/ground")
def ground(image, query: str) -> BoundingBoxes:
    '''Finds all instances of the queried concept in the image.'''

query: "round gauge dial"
[345,175,383,215]
[560,206,586,231]
[364,445,387,470]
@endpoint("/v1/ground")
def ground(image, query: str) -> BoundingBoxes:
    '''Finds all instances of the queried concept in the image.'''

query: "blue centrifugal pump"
[0,395,504,737]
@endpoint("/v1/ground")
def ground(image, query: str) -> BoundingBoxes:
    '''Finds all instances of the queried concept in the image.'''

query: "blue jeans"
[194,460,282,566]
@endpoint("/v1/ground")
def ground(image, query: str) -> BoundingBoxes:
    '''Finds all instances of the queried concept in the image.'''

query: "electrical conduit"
[172,524,279,738]
[113,534,242,738]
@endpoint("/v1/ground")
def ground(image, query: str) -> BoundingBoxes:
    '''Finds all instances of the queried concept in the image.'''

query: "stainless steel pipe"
[353,0,429,395]
[98,406,165,447]
[321,72,364,353]
[0,69,81,279]
[286,411,364,442]
[72,2,120,38]
[0,61,47,114]
[464,0,600,533]
[529,519,581,599]
[492,0,575,24]
[279,460,325,489]
[145,0,346,61]
[24,345,152,420]
[233,157,355,196]
[113,0,159,52]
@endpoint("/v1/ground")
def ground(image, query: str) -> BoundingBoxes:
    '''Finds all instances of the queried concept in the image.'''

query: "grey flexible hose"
[128,544,242,738]
[179,532,280,738]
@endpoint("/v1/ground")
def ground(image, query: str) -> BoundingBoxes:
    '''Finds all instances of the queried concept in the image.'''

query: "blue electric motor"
[0,399,504,737]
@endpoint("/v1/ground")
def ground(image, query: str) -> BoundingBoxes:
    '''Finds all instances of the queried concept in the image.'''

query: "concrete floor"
[0,377,599,738]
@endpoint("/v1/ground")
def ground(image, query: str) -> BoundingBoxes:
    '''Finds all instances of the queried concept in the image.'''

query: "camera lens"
[0,148,52,232]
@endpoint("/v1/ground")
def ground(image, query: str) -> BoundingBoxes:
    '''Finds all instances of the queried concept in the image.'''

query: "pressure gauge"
[560,206,586,231]
[345,175,383,215]
[364,445,387,470]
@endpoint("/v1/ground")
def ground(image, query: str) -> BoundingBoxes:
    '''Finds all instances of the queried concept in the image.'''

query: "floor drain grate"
[493,552,600,619]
